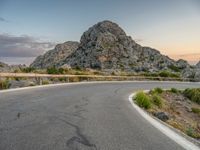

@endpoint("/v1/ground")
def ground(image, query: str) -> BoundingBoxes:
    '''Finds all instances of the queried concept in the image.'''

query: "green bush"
[168,65,180,72]
[186,127,200,138]
[47,67,65,74]
[152,95,163,108]
[183,88,200,104]
[134,92,151,109]
[191,107,200,114]
[159,71,180,78]
[170,88,178,93]
[154,87,163,94]
[20,67,35,73]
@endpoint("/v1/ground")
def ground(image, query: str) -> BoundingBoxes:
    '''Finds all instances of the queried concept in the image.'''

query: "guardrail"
[0,73,193,83]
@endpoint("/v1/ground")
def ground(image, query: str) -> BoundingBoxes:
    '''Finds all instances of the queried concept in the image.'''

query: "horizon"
[0,0,199,65]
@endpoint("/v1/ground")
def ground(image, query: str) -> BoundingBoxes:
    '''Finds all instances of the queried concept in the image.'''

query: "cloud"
[0,17,8,22]
[0,33,56,57]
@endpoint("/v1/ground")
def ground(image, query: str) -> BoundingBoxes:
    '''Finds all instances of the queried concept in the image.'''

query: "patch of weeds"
[186,127,200,138]
[168,65,181,72]
[152,95,163,108]
[170,88,179,93]
[191,107,200,115]
[134,92,152,109]
[153,87,163,94]
[168,120,184,132]
[183,88,200,104]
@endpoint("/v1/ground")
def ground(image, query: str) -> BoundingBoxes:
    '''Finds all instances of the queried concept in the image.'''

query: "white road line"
[129,93,200,150]
[0,80,199,93]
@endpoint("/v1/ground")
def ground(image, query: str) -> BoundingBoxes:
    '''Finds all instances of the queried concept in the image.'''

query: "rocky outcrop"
[30,20,200,81]
[196,61,200,68]
[181,65,200,82]
[30,41,79,68]
[176,59,190,69]
[63,21,179,72]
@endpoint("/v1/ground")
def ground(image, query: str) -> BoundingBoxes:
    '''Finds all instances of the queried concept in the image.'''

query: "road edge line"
[1,80,199,93]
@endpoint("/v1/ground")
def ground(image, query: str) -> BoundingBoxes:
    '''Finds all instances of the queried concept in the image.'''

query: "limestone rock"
[30,41,79,68]
[63,20,177,72]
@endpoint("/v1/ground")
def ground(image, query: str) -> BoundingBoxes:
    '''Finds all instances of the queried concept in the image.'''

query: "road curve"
[0,81,199,150]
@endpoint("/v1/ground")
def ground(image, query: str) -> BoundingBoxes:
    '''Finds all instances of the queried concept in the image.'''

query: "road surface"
[0,81,199,150]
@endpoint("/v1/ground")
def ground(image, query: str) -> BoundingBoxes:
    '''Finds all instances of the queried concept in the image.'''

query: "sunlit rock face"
[30,20,199,81]
[30,41,79,69]
[63,20,178,72]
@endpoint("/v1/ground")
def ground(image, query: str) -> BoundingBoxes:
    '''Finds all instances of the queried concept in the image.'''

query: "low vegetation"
[150,87,163,94]
[0,79,10,90]
[170,88,179,93]
[183,88,200,104]
[133,87,200,140]
[191,107,200,115]
[135,92,151,109]
[151,95,163,108]
[142,71,181,79]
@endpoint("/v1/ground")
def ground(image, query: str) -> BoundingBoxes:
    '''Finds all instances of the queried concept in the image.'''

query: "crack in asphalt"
[59,96,97,150]
[58,118,97,150]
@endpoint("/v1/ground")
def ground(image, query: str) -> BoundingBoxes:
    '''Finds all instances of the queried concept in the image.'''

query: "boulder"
[153,112,169,122]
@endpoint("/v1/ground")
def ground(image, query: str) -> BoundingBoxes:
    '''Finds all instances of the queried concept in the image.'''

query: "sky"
[0,0,199,65]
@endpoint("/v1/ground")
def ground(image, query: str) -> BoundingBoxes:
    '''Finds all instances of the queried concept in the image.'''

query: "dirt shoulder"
[134,88,200,141]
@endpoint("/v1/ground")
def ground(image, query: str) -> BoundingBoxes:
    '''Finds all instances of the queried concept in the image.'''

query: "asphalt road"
[0,81,199,150]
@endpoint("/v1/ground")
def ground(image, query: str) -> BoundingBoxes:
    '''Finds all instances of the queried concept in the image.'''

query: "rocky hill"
[30,41,79,68]
[30,20,200,81]
[63,21,190,72]
[0,61,26,72]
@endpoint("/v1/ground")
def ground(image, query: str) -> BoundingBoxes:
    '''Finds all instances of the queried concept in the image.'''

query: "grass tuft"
[183,88,200,104]
[191,107,200,114]
[170,88,179,93]
[152,95,163,108]
[134,92,151,109]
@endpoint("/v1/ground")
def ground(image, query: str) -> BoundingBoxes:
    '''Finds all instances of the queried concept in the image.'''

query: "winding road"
[0,81,199,150]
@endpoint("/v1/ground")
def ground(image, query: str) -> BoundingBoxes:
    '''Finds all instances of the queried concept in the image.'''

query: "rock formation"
[30,41,79,68]
[30,20,200,81]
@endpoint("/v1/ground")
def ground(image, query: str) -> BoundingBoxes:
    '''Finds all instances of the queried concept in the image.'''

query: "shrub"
[154,87,163,94]
[159,71,170,77]
[168,65,180,72]
[47,67,59,74]
[159,71,180,78]
[20,67,35,73]
[152,95,163,108]
[186,127,200,138]
[170,88,178,93]
[134,92,151,109]
[186,127,195,137]
[191,107,200,114]
[46,67,66,74]
[183,88,200,104]
[58,68,65,74]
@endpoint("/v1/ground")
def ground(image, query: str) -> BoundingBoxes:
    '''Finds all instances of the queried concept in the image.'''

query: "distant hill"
[0,61,26,73]
[30,20,200,81]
